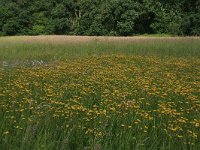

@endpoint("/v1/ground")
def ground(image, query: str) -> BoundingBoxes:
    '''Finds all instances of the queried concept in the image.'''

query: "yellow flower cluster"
[1,55,200,147]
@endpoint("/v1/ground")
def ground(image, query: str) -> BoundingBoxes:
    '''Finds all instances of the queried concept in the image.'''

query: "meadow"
[0,36,200,150]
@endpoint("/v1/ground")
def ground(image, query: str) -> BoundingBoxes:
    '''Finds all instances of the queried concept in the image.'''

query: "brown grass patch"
[1,35,199,44]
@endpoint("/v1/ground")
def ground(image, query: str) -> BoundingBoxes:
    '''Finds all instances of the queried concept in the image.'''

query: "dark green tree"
[0,0,199,36]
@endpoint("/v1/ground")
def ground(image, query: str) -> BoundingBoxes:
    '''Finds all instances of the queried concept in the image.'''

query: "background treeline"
[0,0,200,36]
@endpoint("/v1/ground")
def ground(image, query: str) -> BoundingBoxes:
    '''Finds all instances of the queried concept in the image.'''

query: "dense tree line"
[0,0,199,36]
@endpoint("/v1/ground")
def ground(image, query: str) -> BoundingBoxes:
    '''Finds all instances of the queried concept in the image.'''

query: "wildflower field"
[0,36,200,149]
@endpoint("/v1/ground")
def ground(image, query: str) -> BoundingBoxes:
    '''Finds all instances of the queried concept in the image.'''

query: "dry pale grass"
[0,35,199,44]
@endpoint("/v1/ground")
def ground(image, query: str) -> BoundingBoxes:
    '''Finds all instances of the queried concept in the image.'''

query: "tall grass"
[1,36,200,63]
[0,36,200,150]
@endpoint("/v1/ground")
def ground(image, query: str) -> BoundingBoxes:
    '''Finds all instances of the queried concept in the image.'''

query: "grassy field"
[0,36,200,150]
[1,36,200,64]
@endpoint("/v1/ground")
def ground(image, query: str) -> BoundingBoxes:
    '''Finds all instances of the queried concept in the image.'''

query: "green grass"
[0,36,200,150]
[1,36,200,64]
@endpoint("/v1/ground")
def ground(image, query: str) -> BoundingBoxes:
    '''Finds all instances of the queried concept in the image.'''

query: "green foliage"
[2,20,21,35]
[0,0,199,36]
[180,13,200,36]
[31,25,46,35]
[30,12,54,35]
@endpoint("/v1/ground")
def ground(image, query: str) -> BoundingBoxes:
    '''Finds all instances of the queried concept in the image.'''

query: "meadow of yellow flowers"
[1,55,200,149]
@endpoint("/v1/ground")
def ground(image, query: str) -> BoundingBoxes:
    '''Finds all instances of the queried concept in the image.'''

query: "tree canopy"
[0,0,199,36]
